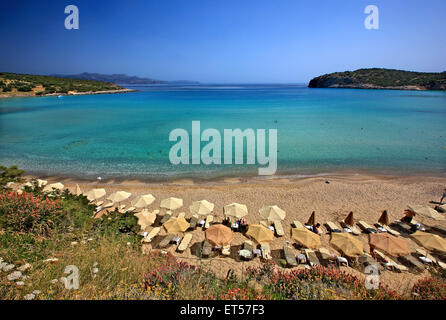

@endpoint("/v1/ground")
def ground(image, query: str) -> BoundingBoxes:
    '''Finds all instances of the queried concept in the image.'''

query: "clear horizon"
[1,0,446,83]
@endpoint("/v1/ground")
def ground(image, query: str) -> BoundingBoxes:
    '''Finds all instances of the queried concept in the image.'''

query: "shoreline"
[0,88,137,99]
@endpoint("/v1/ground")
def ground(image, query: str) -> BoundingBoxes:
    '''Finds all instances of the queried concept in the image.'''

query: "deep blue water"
[0,84,445,180]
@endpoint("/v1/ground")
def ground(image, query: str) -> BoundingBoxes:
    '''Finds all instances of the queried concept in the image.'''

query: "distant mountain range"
[51,72,199,85]
[308,68,446,91]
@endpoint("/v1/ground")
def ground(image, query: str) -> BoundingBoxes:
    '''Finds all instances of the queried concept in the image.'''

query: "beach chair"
[318,247,336,266]
[304,249,321,267]
[142,227,160,243]
[177,233,193,252]
[325,221,342,233]
[222,245,231,256]
[238,240,254,260]
[374,250,407,272]
[204,215,214,229]
[260,220,270,228]
[283,245,297,267]
[178,212,185,218]
[390,221,413,234]
[202,240,213,257]
[335,256,349,267]
[339,221,361,235]
[160,212,172,224]
[398,254,425,272]
[260,244,272,260]
[379,224,401,237]
[189,214,199,229]
[103,202,114,209]
[124,206,136,213]
[357,220,377,234]
[415,248,437,265]
[432,225,446,235]
[158,234,175,249]
[359,253,379,270]
[293,221,304,228]
[274,220,285,237]
[96,201,104,206]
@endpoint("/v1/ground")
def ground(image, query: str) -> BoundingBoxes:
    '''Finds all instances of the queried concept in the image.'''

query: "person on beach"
[312,223,321,235]
[440,188,446,203]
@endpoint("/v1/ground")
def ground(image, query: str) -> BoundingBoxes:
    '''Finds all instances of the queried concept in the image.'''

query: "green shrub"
[0,165,24,188]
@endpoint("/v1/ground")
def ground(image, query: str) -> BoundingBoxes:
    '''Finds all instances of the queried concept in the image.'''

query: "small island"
[0,72,135,98]
[308,68,446,91]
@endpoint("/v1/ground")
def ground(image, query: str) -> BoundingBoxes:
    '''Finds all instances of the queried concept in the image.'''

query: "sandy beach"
[23,172,446,294]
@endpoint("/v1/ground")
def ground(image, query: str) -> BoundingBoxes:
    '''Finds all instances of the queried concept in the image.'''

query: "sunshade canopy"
[291,227,321,248]
[369,233,409,257]
[246,224,274,244]
[330,232,364,257]
[131,194,156,208]
[160,197,183,210]
[190,200,214,215]
[86,188,106,201]
[259,205,286,221]
[408,205,444,221]
[306,211,316,226]
[163,217,190,233]
[205,224,233,246]
[134,209,157,231]
[344,212,354,226]
[378,210,390,226]
[224,203,248,219]
[107,191,131,203]
[43,182,64,192]
[411,231,446,253]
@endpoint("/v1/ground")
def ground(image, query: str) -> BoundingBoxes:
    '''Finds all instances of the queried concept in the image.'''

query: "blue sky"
[1,0,445,83]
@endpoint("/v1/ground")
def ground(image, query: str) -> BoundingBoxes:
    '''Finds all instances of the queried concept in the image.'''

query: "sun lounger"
[200,240,212,257]
[304,249,321,267]
[204,215,214,229]
[318,247,336,266]
[142,227,160,243]
[336,256,349,267]
[293,221,304,228]
[374,250,408,272]
[260,244,272,260]
[283,245,297,267]
[260,220,270,228]
[96,201,104,206]
[390,221,413,234]
[378,224,401,237]
[398,254,425,272]
[415,248,438,265]
[222,245,231,256]
[172,235,182,245]
[177,233,193,252]
[158,234,175,248]
[325,221,342,233]
[160,212,172,224]
[124,206,136,213]
[103,202,114,208]
[357,220,377,234]
[178,212,185,218]
[238,240,254,260]
[432,225,446,235]
[274,220,285,236]
[189,214,199,229]
[359,253,379,270]
[339,221,361,235]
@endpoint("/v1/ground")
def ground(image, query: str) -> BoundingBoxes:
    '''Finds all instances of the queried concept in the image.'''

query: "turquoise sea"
[0,85,445,180]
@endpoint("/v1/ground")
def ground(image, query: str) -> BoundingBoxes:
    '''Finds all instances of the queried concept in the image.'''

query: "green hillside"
[308,68,446,91]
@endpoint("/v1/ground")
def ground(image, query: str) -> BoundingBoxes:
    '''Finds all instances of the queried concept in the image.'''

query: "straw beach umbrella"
[190,200,214,215]
[246,224,274,244]
[291,227,321,249]
[205,224,233,246]
[43,182,64,192]
[134,209,157,231]
[408,205,445,221]
[107,191,132,203]
[224,203,248,219]
[163,217,190,234]
[344,212,354,226]
[132,194,156,208]
[369,233,409,257]
[259,205,286,222]
[86,188,106,201]
[411,231,446,253]
[75,184,82,196]
[378,210,390,226]
[306,211,316,226]
[160,197,183,210]
[330,233,364,257]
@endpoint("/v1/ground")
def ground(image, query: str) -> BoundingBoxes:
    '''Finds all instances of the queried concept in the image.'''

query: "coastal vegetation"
[1,166,445,300]
[308,68,446,91]
[0,72,126,97]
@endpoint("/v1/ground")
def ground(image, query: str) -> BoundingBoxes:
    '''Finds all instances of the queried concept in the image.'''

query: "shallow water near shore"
[1,84,445,179]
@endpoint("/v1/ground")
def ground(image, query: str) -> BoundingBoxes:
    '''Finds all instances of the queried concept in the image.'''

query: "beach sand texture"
[31,173,446,294]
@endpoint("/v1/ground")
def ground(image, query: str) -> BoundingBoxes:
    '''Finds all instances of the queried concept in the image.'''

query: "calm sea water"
[1,84,445,180]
